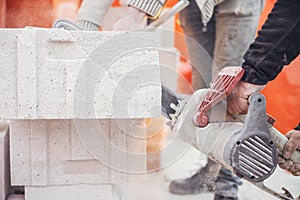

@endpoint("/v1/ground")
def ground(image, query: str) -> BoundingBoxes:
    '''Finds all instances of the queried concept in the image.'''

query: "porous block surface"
[0,29,161,119]
[10,119,147,186]
[0,121,9,200]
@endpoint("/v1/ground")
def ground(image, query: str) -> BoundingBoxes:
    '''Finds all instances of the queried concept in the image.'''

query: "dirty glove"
[112,7,147,31]
[278,129,300,176]
[227,81,264,114]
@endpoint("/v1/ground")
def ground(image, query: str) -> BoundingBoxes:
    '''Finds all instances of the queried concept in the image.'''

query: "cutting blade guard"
[193,67,244,127]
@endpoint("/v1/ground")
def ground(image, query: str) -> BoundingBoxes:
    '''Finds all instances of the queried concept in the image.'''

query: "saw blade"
[161,85,181,120]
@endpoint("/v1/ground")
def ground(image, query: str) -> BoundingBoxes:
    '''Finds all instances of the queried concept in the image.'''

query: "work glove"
[112,7,147,31]
[227,80,264,114]
[76,20,99,31]
[278,130,300,176]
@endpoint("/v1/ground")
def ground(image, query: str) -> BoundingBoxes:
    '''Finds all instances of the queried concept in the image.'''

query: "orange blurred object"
[6,0,53,28]
[52,0,81,24]
[146,117,170,170]
[177,61,193,94]
[0,0,6,27]
[165,0,177,7]
[112,0,120,6]
[262,59,300,133]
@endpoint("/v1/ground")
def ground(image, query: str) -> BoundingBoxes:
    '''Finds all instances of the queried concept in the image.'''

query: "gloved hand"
[278,130,300,176]
[227,80,264,114]
[112,7,147,31]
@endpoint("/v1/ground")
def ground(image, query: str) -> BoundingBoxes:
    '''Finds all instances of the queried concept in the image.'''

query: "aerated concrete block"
[102,7,175,47]
[159,47,180,91]
[102,7,179,90]
[2,28,161,200]
[0,121,9,200]
[0,29,161,119]
[10,119,147,187]
[25,185,113,200]
[7,194,25,200]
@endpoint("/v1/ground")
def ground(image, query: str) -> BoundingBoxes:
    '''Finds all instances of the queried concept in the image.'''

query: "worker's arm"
[227,0,300,114]
[112,6,148,31]
[113,0,166,30]
[127,0,166,18]
[278,127,300,176]
[77,0,114,30]
[242,0,300,85]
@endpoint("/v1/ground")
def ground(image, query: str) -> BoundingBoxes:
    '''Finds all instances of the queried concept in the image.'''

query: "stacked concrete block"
[0,29,161,200]
[0,29,160,119]
[0,121,9,200]
[159,47,180,91]
[9,119,149,185]
[102,7,180,91]
[7,194,25,200]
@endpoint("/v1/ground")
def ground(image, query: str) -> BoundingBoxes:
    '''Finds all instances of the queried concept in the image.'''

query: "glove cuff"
[127,0,165,18]
[76,20,99,31]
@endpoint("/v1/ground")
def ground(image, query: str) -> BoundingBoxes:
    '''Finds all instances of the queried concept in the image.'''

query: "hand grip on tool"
[269,127,300,164]
[193,66,300,165]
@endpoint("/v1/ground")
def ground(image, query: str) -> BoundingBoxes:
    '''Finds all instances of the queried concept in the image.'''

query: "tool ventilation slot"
[236,135,277,182]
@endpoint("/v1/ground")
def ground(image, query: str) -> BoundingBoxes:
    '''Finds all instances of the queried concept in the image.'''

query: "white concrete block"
[0,121,10,200]
[0,29,161,119]
[102,7,180,91]
[10,119,147,186]
[102,7,175,47]
[7,194,25,200]
[159,47,180,91]
[25,184,113,200]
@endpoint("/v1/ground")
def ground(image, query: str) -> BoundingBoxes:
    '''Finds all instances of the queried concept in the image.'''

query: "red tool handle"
[193,66,245,127]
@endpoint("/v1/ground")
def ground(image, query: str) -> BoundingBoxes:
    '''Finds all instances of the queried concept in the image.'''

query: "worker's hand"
[227,81,264,114]
[112,7,147,31]
[278,130,300,176]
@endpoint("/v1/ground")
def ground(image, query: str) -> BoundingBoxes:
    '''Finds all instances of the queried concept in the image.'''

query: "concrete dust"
[115,164,300,200]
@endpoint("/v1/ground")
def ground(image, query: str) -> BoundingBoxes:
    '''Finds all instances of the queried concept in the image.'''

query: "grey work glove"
[112,7,147,31]
[278,129,300,176]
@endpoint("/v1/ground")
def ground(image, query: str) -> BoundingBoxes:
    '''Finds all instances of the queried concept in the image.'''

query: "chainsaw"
[161,66,300,200]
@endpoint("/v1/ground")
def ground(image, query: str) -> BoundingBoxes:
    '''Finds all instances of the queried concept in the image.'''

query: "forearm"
[242,0,300,85]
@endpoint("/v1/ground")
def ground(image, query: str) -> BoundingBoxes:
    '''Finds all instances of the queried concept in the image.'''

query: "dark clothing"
[295,123,300,131]
[242,0,300,85]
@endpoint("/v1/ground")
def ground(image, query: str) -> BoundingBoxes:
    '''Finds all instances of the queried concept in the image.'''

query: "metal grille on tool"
[236,135,277,182]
